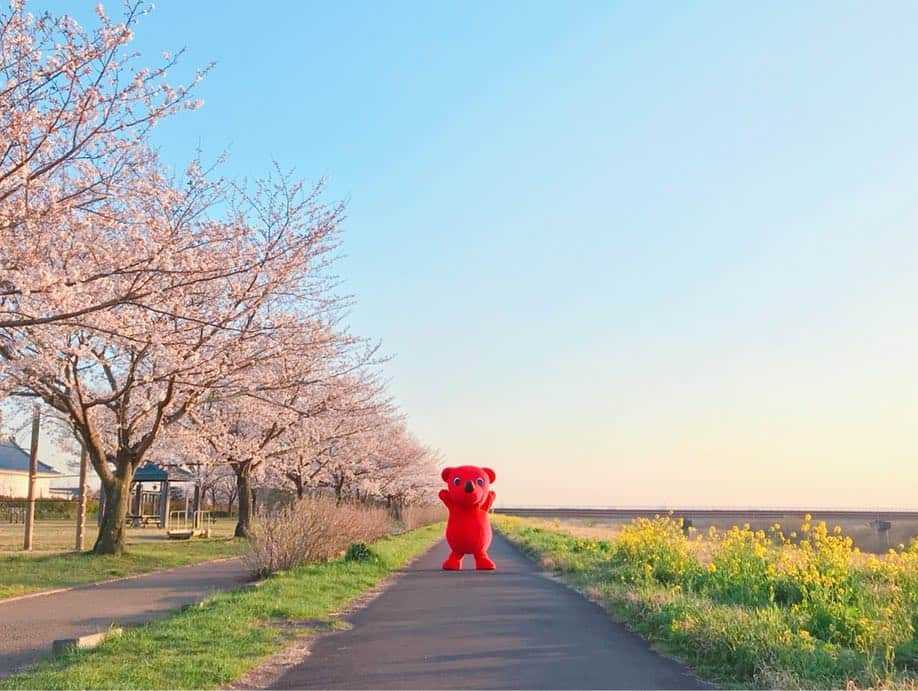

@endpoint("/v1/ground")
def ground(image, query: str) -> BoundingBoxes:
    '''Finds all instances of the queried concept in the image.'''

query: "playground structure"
[167,501,212,540]
[98,462,212,538]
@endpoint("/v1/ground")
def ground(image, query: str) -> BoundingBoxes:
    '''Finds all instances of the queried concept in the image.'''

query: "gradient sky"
[15,1,918,508]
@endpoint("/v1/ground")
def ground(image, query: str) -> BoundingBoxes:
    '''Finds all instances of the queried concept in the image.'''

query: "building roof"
[0,436,62,475]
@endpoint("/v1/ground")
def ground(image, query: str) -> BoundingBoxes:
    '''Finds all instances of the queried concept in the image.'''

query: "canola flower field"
[494,514,918,689]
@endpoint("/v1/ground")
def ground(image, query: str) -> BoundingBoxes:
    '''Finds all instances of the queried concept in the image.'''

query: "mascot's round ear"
[483,467,496,483]
[440,467,454,482]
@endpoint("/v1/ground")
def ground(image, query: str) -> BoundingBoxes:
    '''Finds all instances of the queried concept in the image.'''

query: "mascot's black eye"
[476,477,484,486]
[453,477,461,486]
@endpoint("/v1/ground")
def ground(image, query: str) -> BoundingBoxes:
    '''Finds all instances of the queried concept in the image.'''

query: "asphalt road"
[0,558,249,677]
[272,534,709,690]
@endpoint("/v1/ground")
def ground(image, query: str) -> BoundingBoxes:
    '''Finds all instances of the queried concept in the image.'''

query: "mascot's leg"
[442,551,463,570]
[474,552,496,570]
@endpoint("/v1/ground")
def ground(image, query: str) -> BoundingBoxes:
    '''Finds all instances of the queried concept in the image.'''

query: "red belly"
[445,507,492,554]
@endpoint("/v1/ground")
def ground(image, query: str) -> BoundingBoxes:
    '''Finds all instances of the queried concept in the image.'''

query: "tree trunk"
[226,483,238,516]
[94,473,132,555]
[234,467,252,538]
[286,470,305,499]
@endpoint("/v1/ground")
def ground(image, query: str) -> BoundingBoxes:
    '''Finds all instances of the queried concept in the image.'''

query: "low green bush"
[0,498,98,521]
[345,542,375,562]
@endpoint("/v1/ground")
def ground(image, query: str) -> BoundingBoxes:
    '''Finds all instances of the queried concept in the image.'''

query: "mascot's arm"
[481,490,496,513]
[438,489,452,507]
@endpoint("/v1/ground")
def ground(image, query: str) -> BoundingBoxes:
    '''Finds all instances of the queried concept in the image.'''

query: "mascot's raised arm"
[438,465,497,571]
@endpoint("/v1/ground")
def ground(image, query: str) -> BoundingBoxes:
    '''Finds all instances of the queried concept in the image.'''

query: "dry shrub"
[400,503,446,531]
[584,585,607,601]
[540,556,557,571]
[246,495,391,577]
[753,664,802,690]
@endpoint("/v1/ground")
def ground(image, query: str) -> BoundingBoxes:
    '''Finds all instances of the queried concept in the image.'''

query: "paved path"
[272,534,709,690]
[0,558,249,677]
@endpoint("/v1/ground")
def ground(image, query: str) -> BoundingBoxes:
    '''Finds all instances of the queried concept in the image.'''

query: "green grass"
[0,537,248,600]
[0,518,247,600]
[0,523,442,690]
[494,515,918,690]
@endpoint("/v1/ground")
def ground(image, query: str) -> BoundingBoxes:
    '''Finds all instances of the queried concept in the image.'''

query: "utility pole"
[23,405,40,551]
[76,445,89,551]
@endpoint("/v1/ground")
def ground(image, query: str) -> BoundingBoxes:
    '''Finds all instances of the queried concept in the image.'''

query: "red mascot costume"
[439,465,497,570]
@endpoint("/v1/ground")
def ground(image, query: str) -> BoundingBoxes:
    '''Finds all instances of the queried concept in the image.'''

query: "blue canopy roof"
[0,437,61,475]
[133,463,167,482]
[132,463,195,483]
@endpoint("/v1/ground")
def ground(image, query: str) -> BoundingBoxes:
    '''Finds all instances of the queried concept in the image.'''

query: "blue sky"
[23,1,918,507]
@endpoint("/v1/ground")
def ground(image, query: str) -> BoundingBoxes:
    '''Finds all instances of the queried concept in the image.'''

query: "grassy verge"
[0,536,248,601]
[0,523,442,690]
[494,515,918,690]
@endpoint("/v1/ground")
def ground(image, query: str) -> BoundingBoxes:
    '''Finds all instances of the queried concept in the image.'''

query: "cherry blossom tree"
[0,167,344,554]
[312,407,438,507]
[181,332,383,537]
[0,2,223,331]
[182,389,311,538]
[0,1,442,555]
[268,371,391,500]
[370,427,441,516]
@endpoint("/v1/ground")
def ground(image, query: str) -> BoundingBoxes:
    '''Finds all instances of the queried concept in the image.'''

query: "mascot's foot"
[442,553,463,570]
[474,553,496,570]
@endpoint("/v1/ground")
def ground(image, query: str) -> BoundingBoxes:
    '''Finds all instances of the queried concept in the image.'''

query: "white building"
[0,435,63,499]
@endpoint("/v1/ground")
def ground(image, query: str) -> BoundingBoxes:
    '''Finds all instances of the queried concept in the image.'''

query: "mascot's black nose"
[464,480,474,493]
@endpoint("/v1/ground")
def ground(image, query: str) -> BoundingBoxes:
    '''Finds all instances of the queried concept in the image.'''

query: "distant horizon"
[3,406,918,512]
